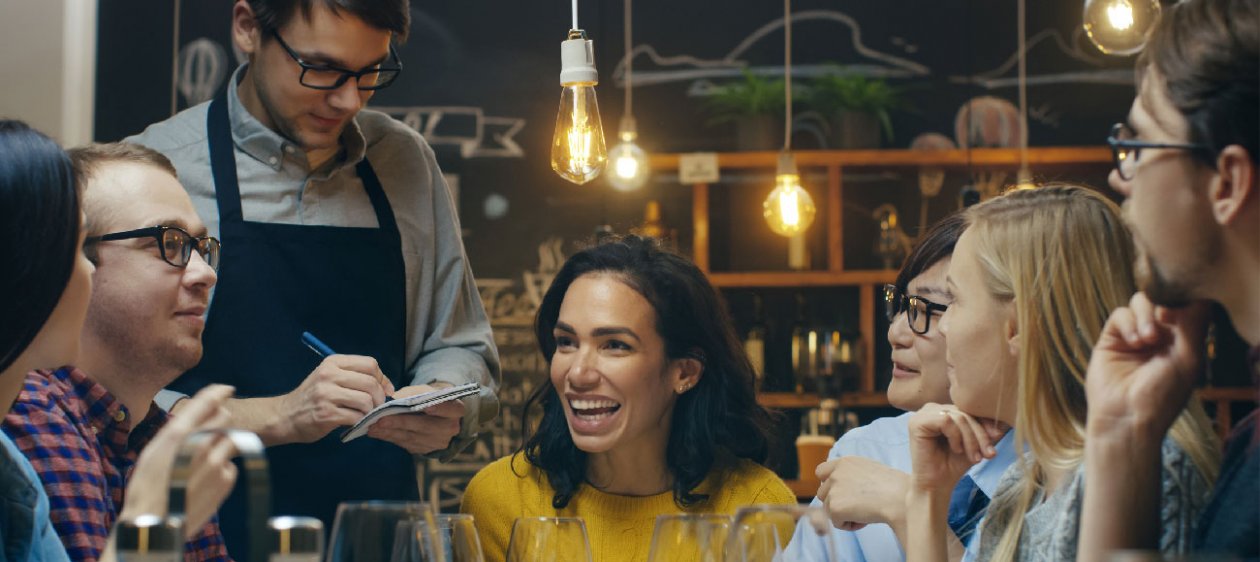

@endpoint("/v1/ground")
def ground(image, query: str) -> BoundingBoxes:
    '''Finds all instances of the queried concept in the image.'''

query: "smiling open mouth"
[570,399,622,420]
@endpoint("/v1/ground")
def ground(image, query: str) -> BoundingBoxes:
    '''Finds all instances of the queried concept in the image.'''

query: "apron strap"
[207,88,245,224]
[355,160,398,234]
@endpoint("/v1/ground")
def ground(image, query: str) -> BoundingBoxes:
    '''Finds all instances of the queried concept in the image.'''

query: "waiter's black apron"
[173,89,417,556]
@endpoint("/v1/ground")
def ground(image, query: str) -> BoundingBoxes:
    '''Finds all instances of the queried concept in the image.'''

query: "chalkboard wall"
[94,0,1158,506]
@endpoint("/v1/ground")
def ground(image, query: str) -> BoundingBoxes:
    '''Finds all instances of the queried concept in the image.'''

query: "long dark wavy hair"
[520,235,777,509]
[0,120,80,374]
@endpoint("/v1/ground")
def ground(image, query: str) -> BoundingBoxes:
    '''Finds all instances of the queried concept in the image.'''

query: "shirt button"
[268,156,279,165]
[90,426,99,435]
[284,145,295,154]
[113,410,126,422]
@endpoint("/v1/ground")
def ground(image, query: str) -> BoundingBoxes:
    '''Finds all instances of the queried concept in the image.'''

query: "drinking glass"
[505,517,593,562]
[725,504,837,562]
[326,501,436,562]
[646,514,732,562]
[391,514,484,562]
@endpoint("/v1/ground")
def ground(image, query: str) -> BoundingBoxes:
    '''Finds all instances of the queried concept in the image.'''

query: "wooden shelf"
[757,392,890,409]
[1200,386,1256,401]
[649,146,1112,170]
[709,270,896,288]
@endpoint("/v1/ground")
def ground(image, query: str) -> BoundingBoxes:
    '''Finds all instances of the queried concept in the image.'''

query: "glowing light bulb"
[1083,0,1161,55]
[551,31,607,185]
[607,116,650,191]
[763,153,816,237]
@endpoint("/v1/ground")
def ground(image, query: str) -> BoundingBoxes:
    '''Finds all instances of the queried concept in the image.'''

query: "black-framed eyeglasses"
[270,30,402,91]
[1106,122,1212,181]
[884,284,948,335]
[87,225,221,271]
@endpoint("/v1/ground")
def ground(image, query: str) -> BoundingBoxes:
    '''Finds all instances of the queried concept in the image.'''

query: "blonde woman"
[902,185,1220,562]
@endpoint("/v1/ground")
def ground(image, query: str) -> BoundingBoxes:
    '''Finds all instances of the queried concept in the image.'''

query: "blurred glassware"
[391,514,483,562]
[646,514,733,562]
[327,501,435,562]
[726,504,837,562]
[505,517,593,562]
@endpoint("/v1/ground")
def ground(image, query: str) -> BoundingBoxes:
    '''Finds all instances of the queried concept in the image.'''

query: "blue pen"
[301,332,395,401]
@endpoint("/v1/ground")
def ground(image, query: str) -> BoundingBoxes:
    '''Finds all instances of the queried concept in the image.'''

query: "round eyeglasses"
[883,284,948,335]
[88,225,221,271]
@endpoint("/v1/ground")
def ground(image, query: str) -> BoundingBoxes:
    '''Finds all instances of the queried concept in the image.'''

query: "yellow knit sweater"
[460,454,796,562]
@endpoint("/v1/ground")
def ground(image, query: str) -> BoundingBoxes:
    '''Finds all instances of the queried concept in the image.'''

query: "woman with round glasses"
[902,185,1219,562]
[0,120,235,561]
[792,213,1016,561]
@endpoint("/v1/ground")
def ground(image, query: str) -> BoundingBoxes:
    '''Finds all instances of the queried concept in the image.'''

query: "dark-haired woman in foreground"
[462,235,794,561]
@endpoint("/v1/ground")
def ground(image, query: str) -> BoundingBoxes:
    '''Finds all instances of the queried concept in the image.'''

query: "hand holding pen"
[268,332,396,444]
[302,332,396,401]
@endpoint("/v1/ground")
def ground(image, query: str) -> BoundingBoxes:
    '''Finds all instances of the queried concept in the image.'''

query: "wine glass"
[725,504,837,562]
[326,501,436,562]
[505,517,593,562]
[646,514,732,562]
[391,514,484,562]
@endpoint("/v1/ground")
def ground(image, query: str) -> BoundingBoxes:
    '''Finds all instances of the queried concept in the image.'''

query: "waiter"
[129,0,500,553]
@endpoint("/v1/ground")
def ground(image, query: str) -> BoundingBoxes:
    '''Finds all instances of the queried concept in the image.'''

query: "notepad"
[341,382,481,443]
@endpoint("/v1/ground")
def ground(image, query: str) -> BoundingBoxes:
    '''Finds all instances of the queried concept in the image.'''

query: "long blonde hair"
[963,185,1219,562]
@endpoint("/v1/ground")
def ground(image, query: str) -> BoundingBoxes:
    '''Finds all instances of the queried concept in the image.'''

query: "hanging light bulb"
[1083,0,1161,55]
[764,0,814,238]
[551,29,607,184]
[763,153,816,236]
[608,116,650,191]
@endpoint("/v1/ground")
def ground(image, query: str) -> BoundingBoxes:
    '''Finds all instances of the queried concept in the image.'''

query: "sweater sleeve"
[1157,438,1213,555]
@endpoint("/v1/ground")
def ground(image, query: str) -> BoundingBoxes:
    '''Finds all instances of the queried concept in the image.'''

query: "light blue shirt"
[0,431,69,562]
[785,413,1017,561]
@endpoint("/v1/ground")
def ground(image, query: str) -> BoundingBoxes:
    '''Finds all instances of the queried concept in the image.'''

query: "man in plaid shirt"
[2,143,231,562]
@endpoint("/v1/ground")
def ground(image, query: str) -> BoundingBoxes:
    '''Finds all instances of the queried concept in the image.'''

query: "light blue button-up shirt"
[786,412,1017,561]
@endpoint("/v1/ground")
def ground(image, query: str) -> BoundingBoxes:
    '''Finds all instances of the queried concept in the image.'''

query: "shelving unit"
[650,147,1114,410]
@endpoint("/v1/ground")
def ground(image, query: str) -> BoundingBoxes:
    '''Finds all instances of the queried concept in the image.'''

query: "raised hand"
[1085,293,1209,446]
[122,384,236,538]
[907,403,1002,494]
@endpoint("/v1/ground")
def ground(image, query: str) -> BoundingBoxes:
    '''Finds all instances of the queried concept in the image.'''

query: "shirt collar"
[965,429,1018,499]
[227,64,368,174]
[57,367,168,455]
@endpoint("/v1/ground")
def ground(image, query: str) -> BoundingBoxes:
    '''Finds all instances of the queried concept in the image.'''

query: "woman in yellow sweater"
[462,235,795,562]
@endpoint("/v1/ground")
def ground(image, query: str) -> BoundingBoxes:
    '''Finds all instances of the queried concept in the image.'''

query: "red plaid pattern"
[2,367,231,562]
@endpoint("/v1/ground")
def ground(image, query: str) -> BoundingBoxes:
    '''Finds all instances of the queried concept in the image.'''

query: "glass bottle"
[743,295,767,390]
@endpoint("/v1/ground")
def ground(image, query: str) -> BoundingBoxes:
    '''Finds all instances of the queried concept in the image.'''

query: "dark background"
[94,0,1249,496]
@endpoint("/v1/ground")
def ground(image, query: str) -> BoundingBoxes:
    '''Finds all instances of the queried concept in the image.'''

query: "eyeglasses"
[270,30,402,91]
[883,284,948,335]
[1106,122,1212,181]
[88,225,221,271]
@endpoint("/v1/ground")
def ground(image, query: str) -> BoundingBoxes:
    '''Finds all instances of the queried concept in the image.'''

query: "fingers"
[318,356,391,405]
[368,413,461,455]
[421,399,466,419]
[185,435,239,538]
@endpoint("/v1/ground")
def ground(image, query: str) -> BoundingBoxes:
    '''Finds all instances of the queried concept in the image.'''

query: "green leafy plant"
[804,72,903,141]
[703,69,786,126]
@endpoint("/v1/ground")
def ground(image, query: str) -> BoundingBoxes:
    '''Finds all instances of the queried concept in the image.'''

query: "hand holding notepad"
[340,382,481,443]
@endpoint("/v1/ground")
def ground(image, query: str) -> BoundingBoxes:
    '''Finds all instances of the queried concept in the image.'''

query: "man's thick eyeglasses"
[884,284,948,335]
[271,30,402,91]
[1106,122,1212,181]
[88,226,221,272]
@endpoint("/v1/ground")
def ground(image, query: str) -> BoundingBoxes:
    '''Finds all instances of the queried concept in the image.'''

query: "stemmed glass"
[505,517,593,562]
[326,501,437,562]
[391,514,484,562]
[646,514,732,562]
[725,504,837,562]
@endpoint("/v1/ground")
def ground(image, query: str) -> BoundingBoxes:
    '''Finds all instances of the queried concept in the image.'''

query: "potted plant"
[804,71,903,149]
[703,69,786,151]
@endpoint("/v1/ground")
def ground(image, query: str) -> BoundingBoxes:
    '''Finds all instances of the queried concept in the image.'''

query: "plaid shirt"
[2,367,231,562]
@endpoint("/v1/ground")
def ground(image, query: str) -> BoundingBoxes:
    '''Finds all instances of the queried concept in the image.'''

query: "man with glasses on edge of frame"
[2,142,235,562]
[127,0,501,551]
[787,212,1017,562]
